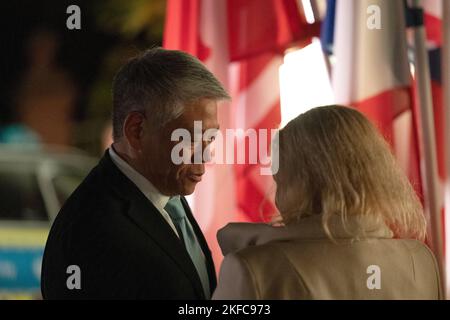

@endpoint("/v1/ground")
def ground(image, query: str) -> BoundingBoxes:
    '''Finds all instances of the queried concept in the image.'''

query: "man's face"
[140,98,219,196]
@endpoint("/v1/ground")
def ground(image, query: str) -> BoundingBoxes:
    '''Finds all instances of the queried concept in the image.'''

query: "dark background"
[0,0,166,154]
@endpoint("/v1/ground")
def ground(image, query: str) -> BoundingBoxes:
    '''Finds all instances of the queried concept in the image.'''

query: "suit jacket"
[212,215,442,300]
[41,151,216,299]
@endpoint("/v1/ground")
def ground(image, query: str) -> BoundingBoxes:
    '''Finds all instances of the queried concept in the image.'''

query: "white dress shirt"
[108,146,180,237]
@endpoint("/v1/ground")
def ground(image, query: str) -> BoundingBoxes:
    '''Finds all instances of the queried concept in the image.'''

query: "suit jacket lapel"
[98,151,205,298]
[126,198,205,298]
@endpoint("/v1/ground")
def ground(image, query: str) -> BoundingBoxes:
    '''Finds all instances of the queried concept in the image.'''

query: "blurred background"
[0,0,449,299]
[0,0,166,153]
[0,0,166,299]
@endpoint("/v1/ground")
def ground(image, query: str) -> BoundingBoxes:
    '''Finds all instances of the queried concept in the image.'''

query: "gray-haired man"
[41,48,230,299]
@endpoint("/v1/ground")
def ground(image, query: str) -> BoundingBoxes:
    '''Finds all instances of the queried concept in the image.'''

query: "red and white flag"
[227,0,315,222]
[423,0,448,294]
[164,0,312,269]
[332,0,423,200]
[332,0,449,276]
[164,0,248,270]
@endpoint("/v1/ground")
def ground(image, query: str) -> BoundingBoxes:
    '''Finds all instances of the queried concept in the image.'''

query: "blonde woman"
[213,105,442,300]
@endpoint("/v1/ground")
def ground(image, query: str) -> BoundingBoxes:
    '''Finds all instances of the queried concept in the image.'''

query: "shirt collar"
[108,146,170,210]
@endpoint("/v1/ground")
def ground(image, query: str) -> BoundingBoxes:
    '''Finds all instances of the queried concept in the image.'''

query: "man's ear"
[123,111,145,151]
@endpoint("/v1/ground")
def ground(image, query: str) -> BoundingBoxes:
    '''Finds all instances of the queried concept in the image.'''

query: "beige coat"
[212,215,442,300]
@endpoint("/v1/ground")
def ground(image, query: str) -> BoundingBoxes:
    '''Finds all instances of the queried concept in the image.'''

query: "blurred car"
[0,144,97,299]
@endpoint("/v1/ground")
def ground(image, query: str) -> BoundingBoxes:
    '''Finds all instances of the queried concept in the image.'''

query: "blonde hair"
[275,105,426,240]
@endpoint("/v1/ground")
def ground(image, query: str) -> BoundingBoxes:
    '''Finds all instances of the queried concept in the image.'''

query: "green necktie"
[164,197,211,299]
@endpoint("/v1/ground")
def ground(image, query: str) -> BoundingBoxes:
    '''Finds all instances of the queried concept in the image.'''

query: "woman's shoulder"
[216,215,393,256]
[217,222,438,270]
[216,221,319,257]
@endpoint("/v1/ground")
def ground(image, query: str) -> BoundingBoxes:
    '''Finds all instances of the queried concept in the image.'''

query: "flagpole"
[410,0,445,296]
[309,0,332,79]
[443,0,450,299]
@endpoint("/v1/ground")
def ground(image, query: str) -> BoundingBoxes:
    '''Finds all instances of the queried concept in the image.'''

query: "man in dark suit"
[41,47,230,299]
